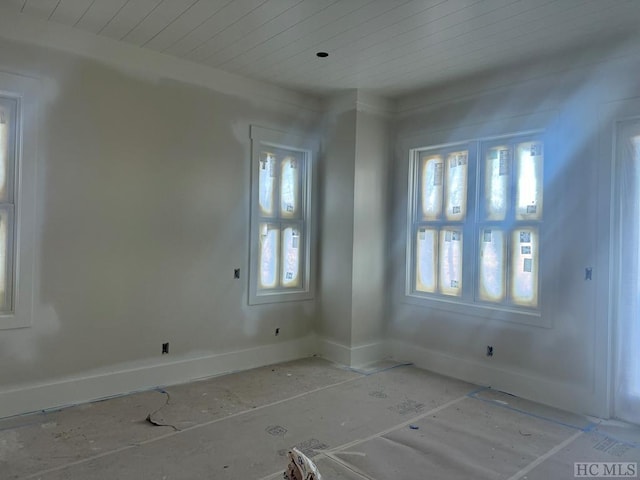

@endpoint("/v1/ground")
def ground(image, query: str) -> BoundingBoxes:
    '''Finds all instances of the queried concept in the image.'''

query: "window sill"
[402,293,550,328]
[248,290,314,306]
[0,313,32,330]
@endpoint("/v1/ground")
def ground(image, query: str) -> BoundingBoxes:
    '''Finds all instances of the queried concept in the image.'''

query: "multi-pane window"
[249,126,313,305]
[257,149,304,289]
[0,97,16,313]
[0,72,37,330]
[414,148,470,297]
[478,139,543,308]
[408,134,544,310]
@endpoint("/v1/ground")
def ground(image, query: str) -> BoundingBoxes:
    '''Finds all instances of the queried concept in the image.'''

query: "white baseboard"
[350,341,389,367]
[388,339,607,418]
[0,335,318,419]
[318,338,352,366]
[317,337,388,367]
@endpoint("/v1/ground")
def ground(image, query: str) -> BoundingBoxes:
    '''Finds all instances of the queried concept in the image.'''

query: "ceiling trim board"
[323,89,395,117]
[394,35,640,118]
[0,4,323,114]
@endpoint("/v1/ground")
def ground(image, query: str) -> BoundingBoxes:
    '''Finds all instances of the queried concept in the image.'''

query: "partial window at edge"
[0,97,16,314]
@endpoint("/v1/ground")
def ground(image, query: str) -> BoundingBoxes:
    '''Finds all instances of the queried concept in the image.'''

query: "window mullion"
[464,141,478,302]
[408,134,543,319]
[505,145,515,305]
[273,154,283,288]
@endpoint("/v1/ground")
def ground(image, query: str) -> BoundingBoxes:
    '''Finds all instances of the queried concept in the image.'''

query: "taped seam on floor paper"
[325,452,378,480]
[506,430,584,480]
[467,389,597,432]
[23,375,364,480]
[468,390,638,448]
[257,392,472,480]
[345,362,414,376]
[0,422,41,432]
[328,394,469,453]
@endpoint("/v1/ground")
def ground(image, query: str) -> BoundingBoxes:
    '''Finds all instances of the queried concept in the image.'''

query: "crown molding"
[395,35,640,119]
[323,89,395,117]
[355,91,396,117]
[0,5,322,114]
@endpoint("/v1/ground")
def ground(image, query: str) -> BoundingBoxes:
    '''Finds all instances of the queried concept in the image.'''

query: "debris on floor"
[145,413,178,431]
[3,358,640,479]
[284,447,322,480]
[145,389,179,431]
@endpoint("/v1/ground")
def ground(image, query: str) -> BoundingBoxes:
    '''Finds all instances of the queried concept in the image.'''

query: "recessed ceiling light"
[316,52,329,58]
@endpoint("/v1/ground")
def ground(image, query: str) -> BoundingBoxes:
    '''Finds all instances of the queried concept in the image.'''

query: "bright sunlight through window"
[249,126,314,305]
[408,135,544,311]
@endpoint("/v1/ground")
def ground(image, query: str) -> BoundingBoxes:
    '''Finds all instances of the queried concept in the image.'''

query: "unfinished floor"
[1,358,638,479]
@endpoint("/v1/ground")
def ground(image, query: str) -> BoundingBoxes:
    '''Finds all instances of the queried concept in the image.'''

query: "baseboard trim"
[350,341,389,367]
[388,339,606,418]
[318,338,351,366]
[317,337,387,367]
[0,335,317,419]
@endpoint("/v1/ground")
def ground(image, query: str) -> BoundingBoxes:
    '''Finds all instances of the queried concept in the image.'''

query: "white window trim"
[404,130,550,328]
[248,125,317,305]
[0,71,39,329]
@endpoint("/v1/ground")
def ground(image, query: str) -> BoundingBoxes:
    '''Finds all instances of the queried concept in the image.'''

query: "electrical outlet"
[234,268,240,279]
[486,345,494,357]
[162,342,169,354]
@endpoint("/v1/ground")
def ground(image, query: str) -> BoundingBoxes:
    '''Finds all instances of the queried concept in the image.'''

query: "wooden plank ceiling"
[6,0,640,96]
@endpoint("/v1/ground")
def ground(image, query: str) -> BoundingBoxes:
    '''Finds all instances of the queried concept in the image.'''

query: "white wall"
[317,93,390,366]
[3,6,639,421]
[0,34,322,418]
[317,107,356,358]
[351,111,390,348]
[387,36,640,418]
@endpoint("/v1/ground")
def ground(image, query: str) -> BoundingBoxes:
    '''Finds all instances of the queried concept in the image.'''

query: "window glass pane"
[445,150,468,221]
[511,228,539,307]
[515,141,543,220]
[258,223,279,289]
[416,228,437,293]
[280,155,301,219]
[478,228,506,302]
[439,228,462,296]
[0,209,7,310]
[0,103,10,202]
[484,145,510,220]
[258,152,276,217]
[281,226,301,288]
[420,154,444,220]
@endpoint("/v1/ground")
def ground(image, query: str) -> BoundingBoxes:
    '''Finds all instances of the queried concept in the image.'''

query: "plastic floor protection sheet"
[3,359,639,480]
[320,390,639,480]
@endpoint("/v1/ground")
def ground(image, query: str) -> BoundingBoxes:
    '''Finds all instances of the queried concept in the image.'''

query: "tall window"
[249,126,314,305]
[414,147,470,297]
[0,96,17,313]
[0,72,37,330]
[478,139,543,308]
[408,134,544,312]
